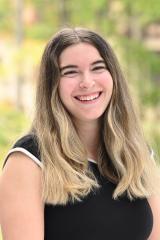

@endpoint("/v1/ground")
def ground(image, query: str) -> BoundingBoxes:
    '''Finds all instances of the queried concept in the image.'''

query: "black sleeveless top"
[4,134,153,240]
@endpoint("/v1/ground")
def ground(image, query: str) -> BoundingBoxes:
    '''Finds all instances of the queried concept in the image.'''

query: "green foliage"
[122,0,160,24]
[0,104,30,168]
[118,36,160,106]
[25,23,56,39]
[70,0,113,33]
[0,0,14,32]
[25,1,59,39]
[141,85,160,106]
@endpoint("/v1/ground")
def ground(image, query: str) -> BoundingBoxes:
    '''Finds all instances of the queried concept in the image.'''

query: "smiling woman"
[0,27,160,240]
[58,43,113,122]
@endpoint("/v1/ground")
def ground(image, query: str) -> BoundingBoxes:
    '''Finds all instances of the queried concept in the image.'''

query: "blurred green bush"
[0,103,30,169]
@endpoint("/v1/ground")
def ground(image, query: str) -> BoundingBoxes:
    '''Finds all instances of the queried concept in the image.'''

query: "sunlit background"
[0,0,160,164]
[0,0,160,235]
[0,0,160,161]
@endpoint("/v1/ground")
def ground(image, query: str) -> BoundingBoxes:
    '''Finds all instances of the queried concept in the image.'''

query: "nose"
[79,72,95,89]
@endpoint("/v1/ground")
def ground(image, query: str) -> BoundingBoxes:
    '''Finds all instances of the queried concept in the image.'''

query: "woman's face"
[58,43,113,124]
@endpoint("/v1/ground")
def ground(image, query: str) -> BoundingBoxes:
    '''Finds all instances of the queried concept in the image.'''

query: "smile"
[74,92,102,102]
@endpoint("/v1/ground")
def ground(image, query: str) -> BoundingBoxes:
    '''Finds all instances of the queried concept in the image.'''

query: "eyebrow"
[59,60,106,71]
[92,60,106,65]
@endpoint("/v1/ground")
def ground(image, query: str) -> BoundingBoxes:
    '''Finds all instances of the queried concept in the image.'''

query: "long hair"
[31,27,160,205]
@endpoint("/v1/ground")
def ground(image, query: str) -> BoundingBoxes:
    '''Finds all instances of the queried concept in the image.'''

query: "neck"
[74,119,100,161]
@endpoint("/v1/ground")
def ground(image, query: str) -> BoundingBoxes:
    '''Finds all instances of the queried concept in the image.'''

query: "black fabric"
[6,134,153,240]
[13,134,40,159]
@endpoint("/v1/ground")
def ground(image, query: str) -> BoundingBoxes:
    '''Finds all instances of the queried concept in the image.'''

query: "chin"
[76,112,104,122]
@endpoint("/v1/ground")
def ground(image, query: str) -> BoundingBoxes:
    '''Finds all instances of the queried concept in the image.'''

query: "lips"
[74,92,102,102]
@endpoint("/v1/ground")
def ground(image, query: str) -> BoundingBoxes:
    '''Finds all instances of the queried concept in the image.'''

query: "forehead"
[59,43,103,66]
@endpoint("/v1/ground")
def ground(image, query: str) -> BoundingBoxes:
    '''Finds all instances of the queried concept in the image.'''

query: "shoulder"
[0,151,44,238]
[148,195,160,239]
[3,134,43,169]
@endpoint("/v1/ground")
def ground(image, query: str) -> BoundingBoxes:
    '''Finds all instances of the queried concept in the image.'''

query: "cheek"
[58,79,76,100]
[99,72,113,91]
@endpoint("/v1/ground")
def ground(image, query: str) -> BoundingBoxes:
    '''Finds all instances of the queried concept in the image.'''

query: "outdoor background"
[0,0,160,238]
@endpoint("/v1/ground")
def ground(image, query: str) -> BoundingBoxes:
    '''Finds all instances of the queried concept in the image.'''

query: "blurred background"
[0,0,160,238]
[0,0,160,169]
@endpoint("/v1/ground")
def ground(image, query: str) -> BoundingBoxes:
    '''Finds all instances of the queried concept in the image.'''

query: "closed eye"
[61,70,79,77]
[92,65,106,72]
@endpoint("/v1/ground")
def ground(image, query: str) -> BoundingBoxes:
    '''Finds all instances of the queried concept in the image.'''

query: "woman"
[0,27,160,240]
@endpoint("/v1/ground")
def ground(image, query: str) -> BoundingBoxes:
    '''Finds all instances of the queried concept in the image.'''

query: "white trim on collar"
[5,147,98,168]
[88,158,97,164]
[5,147,43,169]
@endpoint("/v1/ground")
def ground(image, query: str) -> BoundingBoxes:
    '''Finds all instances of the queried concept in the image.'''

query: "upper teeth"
[77,93,100,101]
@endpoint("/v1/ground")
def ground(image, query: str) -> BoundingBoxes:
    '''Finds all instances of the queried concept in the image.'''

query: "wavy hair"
[31,27,160,205]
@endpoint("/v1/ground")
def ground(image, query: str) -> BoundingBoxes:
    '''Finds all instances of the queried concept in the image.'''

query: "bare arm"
[148,195,160,240]
[0,152,44,240]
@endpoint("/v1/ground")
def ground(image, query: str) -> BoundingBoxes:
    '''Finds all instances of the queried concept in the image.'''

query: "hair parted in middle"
[31,27,160,205]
